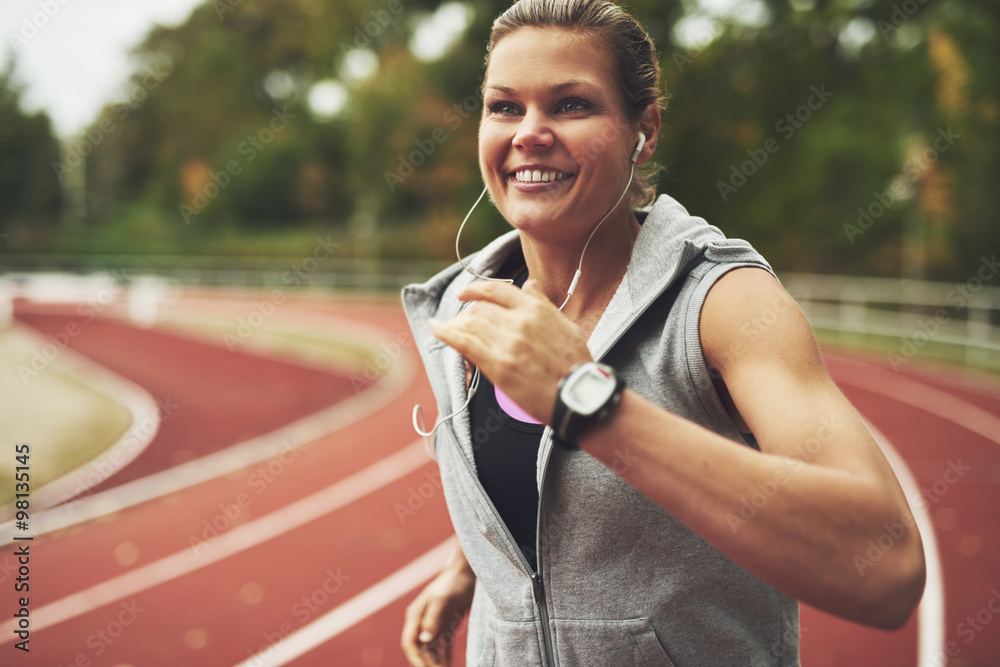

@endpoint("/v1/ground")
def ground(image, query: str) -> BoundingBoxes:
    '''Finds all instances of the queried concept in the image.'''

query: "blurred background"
[0,0,996,273]
[2,0,999,368]
[1,0,999,665]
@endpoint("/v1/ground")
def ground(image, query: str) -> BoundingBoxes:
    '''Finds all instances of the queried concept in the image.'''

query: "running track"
[1,290,998,666]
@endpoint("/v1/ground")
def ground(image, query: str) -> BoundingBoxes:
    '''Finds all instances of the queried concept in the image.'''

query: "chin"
[505,205,580,242]
[503,187,566,219]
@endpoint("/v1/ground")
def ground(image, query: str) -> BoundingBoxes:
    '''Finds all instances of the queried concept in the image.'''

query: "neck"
[520,207,640,322]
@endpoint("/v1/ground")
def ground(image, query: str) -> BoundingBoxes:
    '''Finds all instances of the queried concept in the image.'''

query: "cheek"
[566,124,617,171]
[478,122,502,151]
[477,133,495,168]
[477,131,507,203]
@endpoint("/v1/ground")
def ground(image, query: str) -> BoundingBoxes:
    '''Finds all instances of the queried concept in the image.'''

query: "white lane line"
[0,331,414,543]
[0,440,431,642]
[230,354,962,667]
[861,416,946,667]
[245,413,948,667]
[831,355,1000,447]
[234,539,453,667]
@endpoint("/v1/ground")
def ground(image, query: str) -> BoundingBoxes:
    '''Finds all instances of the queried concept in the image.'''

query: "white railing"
[3,263,998,370]
[780,272,1000,370]
[0,254,448,292]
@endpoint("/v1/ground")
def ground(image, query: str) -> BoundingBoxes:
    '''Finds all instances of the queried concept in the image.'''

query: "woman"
[400,1,926,665]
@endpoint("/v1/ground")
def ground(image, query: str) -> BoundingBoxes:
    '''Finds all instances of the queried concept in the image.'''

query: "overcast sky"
[1,0,205,138]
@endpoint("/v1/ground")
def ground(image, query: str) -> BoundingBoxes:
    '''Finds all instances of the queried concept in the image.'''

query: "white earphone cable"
[412,134,644,454]
[455,184,512,284]
[557,160,636,311]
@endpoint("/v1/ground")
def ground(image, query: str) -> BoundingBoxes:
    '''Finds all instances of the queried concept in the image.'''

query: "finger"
[437,637,452,667]
[428,319,494,365]
[401,598,430,666]
[418,594,447,644]
[419,642,444,667]
[421,635,450,667]
[457,303,525,341]
[413,596,449,667]
[457,279,530,308]
[442,289,544,340]
[440,622,460,667]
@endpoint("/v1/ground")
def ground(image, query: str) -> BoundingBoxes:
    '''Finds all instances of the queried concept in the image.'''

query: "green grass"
[14,209,455,262]
[0,328,133,510]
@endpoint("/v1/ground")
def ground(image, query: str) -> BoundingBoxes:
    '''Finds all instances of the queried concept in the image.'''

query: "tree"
[72,0,998,275]
[0,59,61,239]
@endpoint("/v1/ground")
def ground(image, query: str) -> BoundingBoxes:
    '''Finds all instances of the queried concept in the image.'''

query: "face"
[479,27,637,242]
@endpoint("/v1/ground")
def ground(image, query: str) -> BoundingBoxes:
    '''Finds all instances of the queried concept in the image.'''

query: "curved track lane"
[1,294,997,667]
[14,307,358,493]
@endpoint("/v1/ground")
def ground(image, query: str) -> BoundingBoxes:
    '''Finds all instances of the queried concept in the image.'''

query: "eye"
[487,100,520,116]
[558,97,590,113]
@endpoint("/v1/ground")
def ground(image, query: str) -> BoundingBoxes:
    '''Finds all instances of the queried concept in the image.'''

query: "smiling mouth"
[510,169,574,184]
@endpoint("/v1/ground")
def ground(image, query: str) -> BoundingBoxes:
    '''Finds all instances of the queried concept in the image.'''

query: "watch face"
[564,366,615,415]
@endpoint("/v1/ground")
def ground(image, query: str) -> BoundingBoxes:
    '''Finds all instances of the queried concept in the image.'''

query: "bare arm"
[576,268,925,628]
[401,538,476,666]
[429,271,925,629]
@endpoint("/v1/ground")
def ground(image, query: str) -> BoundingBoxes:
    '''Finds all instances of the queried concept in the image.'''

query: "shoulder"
[699,267,822,378]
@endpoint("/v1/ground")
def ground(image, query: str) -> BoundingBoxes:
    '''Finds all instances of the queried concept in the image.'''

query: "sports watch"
[551,362,625,449]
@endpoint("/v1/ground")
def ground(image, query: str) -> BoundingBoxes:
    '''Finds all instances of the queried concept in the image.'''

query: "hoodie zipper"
[523,278,676,667]
[433,242,701,667]
[532,428,557,667]
[450,426,557,666]
[524,252,695,666]
[590,242,700,364]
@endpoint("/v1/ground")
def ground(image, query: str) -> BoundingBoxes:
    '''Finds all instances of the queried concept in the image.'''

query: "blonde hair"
[485,0,667,207]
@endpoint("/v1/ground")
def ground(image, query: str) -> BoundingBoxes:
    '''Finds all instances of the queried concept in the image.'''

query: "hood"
[401,194,771,362]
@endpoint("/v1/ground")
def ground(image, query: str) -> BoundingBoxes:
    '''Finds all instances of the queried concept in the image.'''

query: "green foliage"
[2,0,997,277]
[0,63,61,236]
[656,0,998,279]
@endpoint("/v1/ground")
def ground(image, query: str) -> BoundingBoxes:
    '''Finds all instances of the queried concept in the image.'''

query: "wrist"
[551,362,625,450]
[449,559,475,579]
[574,388,631,452]
[444,546,475,578]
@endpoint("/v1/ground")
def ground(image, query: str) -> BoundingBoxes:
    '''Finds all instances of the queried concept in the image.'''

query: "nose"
[512,108,554,151]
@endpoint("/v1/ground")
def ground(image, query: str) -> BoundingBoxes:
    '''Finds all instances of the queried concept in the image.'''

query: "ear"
[635,105,661,165]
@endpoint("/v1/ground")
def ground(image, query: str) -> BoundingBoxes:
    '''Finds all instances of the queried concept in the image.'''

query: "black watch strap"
[551,363,625,449]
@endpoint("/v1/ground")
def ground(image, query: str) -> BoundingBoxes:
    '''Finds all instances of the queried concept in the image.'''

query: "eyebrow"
[484,80,594,95]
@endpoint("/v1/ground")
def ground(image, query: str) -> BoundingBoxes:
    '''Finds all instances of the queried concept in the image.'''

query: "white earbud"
[631,132,646,163]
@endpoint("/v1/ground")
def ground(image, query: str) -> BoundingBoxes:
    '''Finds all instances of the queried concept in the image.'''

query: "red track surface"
[15,307,357,492]
[2,293,998,666]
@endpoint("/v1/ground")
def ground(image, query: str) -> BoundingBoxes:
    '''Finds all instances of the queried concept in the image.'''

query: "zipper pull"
[530,572,544,602]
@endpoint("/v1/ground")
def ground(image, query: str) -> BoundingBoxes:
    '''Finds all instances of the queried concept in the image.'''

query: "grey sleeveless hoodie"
[401,194,801,666]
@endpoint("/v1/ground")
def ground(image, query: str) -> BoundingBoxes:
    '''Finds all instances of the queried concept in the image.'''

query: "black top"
[468,268,545,571]
[465,260,756,571]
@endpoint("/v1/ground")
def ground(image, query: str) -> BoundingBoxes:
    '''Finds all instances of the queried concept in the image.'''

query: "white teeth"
[514,169,568,183]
